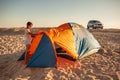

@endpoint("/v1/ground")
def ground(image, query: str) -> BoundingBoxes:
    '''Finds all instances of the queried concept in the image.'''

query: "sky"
[0,0,120,28]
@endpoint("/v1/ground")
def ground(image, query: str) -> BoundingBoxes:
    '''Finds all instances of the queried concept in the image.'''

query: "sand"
[0,28,120,80]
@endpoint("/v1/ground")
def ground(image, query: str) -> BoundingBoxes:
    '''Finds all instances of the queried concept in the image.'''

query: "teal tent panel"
[27,34,56,67]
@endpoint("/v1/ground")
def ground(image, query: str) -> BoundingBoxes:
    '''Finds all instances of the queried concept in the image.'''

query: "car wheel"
[87,26,89,29]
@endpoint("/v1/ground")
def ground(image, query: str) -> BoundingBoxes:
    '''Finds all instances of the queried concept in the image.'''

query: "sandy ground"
[0,28,120,80]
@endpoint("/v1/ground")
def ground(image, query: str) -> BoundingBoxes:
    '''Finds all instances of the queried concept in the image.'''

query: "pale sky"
[0,0,120,28]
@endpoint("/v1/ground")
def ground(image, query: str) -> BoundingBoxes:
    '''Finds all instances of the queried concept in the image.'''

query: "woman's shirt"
[24,28,32,44]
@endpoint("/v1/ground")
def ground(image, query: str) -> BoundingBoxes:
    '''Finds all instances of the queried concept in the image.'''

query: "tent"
[18,22,101,68]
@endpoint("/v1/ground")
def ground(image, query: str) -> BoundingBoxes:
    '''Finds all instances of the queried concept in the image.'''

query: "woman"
[24,22,33,63]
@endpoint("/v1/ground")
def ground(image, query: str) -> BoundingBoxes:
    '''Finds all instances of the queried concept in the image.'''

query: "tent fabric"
[27,34,56,67]
[18,22,101,68]
[69,23,101,58]
[45,23,78,59]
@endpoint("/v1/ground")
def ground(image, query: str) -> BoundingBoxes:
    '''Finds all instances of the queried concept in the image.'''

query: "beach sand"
[0,28,120,80]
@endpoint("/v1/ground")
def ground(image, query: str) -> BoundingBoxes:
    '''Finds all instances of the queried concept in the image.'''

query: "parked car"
[87,20,103,29]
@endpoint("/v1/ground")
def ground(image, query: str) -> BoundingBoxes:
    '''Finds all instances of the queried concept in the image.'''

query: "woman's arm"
[27,32,36,37]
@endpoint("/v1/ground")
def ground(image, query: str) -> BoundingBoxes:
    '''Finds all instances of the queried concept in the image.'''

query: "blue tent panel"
[27,34,56,68]
[18,52,25,61]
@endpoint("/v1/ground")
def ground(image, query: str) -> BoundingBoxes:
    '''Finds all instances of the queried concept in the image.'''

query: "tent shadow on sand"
[0,50,29,80]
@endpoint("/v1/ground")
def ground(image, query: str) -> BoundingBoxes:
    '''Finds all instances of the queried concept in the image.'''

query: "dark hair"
[27,22,33,27]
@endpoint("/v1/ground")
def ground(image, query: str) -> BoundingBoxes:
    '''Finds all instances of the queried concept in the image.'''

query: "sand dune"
[0,28,120,80]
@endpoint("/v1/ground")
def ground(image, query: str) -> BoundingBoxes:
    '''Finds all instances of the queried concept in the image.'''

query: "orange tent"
[18,22,101,67]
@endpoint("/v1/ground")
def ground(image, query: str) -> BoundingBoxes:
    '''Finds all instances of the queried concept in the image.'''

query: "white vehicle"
[87,20,103,29]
